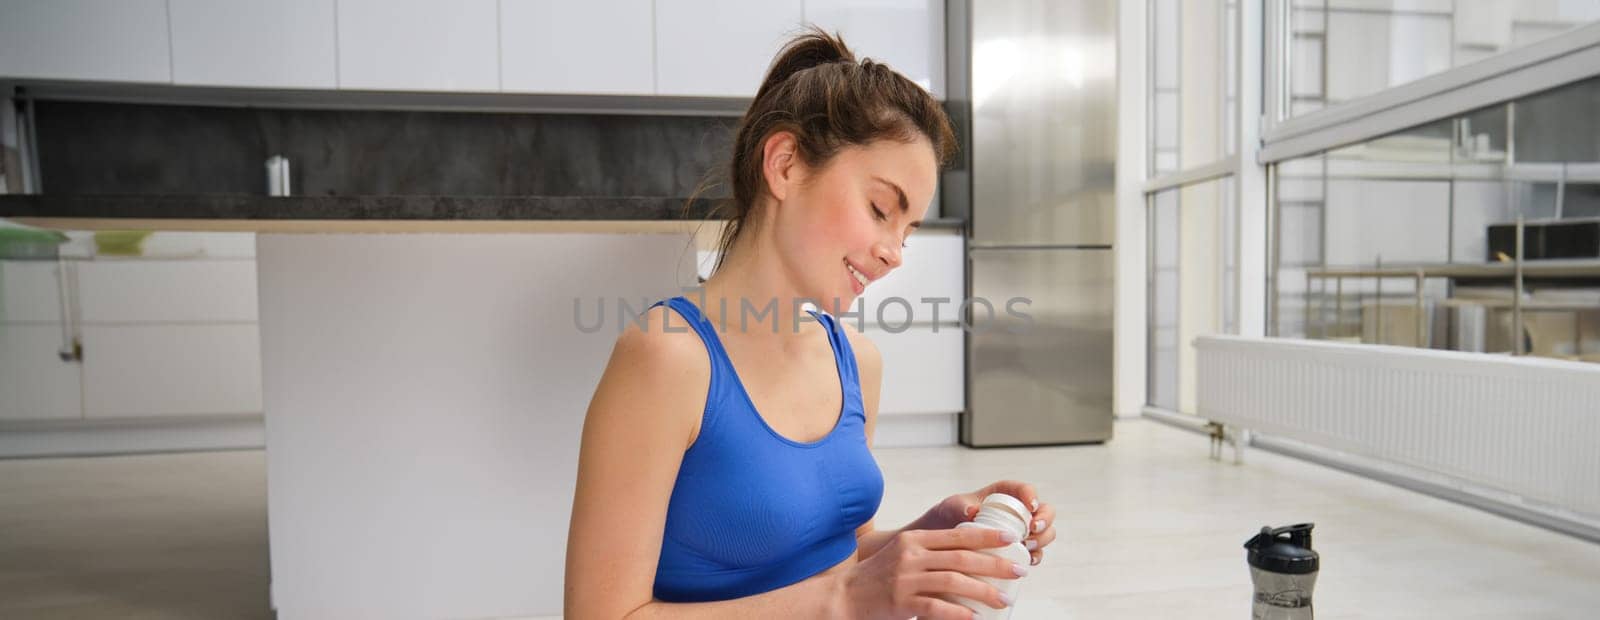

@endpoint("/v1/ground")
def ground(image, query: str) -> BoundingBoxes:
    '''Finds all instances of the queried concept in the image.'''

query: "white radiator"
[1195,335,1600,520]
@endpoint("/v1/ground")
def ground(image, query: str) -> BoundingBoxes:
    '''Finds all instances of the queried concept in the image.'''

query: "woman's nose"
[874,241,902,270]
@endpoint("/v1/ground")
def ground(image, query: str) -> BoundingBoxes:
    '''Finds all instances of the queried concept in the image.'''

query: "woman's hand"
[914,480,1059,566]
[835,527,1028,620]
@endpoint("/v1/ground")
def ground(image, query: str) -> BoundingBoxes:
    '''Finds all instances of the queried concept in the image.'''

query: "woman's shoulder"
[613,304,712,376]
[594,304,712,448]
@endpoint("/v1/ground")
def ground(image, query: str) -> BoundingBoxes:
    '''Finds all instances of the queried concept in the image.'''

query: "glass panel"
[1564,184,1600,219]
[1222,176,1239,334]
[1147,176,1235,412]
[1154,91,1180,151]
[1154,150,1180,174]
[1282,0,1600,119]
[1225,0,1239,157]
[1148,190,1180,410]
[1152,0,1180,90]
[1515,77,1600,164]
[1149,0,1179,176]
[1149,0,1238,175]
[1271,75,1600,362]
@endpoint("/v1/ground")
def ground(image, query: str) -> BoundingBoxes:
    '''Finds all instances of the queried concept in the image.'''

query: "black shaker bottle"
[1244,523,1319,619]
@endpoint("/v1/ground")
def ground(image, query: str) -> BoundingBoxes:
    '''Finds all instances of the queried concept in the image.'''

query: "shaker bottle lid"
[1244,523,1319,575]
[981,493,1032,522]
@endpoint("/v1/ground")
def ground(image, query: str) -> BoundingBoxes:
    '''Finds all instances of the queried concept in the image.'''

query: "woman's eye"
[870,204,886,221]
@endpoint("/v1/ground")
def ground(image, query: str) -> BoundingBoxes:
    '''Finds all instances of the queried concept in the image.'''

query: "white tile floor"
[3,419,1599,619]
[867,420,1600,619]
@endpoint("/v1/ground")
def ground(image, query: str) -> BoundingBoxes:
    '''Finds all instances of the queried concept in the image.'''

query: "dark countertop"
[0,194,966,229]
[0,194,716,221]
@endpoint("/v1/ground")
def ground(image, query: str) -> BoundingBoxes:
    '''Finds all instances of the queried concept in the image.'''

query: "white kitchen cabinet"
[76,260,259,323]
[858,230,963,416]
[866,324,963,415]
[3,251,264,423]
[1,260,67,322]
[2,260,82,421]
[337,0,500,92]
[804,0,944,97]
[72,258,263,418]
[655,0,804,97]
[168,0,337,89]
[0,0,171,83]
[1,0,947,101]
[81,324,263,418]
[0,325,84,421]
[500,0,654,95]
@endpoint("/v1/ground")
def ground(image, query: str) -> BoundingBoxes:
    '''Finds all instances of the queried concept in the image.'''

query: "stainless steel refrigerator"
[953,0,1116,447]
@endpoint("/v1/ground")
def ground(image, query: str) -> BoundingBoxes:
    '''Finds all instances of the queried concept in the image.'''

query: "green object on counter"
[0,225,70,259]
[94,230,155,256]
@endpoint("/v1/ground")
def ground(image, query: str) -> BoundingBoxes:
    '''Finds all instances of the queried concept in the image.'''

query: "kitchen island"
[5,193,966,619]
[7,196,708,619]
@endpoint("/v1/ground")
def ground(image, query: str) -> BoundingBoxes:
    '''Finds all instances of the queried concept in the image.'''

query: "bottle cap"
[980,493,1032,524]
[1244,523,1319,575]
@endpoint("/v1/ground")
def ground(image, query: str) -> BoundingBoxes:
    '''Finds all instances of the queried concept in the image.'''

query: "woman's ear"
[761,131,801,203]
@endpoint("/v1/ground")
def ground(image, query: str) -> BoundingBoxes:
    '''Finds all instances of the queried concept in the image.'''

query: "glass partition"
[1148,177,1238,412]
[1283,0,1600,119]
[1271,75,1600,361]
[1150,0,1238,176]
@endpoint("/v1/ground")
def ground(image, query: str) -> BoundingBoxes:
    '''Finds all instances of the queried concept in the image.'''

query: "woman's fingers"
[1025,501,1057,544]
[1035,522,1058,546]
[915,526,1015,551]
[980,480,1039,512]
[1020,501,1058,565]
[918,549,1027,581]
[1025,502,1055,538]
[909,571,1009,611]
[912,594,989,620]
[1031,501,1056,530]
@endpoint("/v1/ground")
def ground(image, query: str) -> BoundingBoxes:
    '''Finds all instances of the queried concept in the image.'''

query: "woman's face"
[772,136,939,313]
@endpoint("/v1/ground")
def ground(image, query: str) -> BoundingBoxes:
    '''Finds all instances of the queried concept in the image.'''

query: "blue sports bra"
[648,296,884,603]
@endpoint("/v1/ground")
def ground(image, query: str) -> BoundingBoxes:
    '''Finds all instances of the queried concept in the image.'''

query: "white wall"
[1113,0,1148,417]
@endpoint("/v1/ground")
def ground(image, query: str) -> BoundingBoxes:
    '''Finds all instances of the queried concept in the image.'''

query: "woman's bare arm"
[564,307,849,619]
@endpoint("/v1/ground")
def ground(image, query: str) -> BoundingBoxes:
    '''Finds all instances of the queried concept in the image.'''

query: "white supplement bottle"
[950,493,1032,620]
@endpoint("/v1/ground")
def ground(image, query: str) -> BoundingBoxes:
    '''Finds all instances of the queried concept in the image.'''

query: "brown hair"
[706,27,956,272]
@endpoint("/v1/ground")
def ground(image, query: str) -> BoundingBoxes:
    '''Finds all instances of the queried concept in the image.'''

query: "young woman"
[565,30,1059,619]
